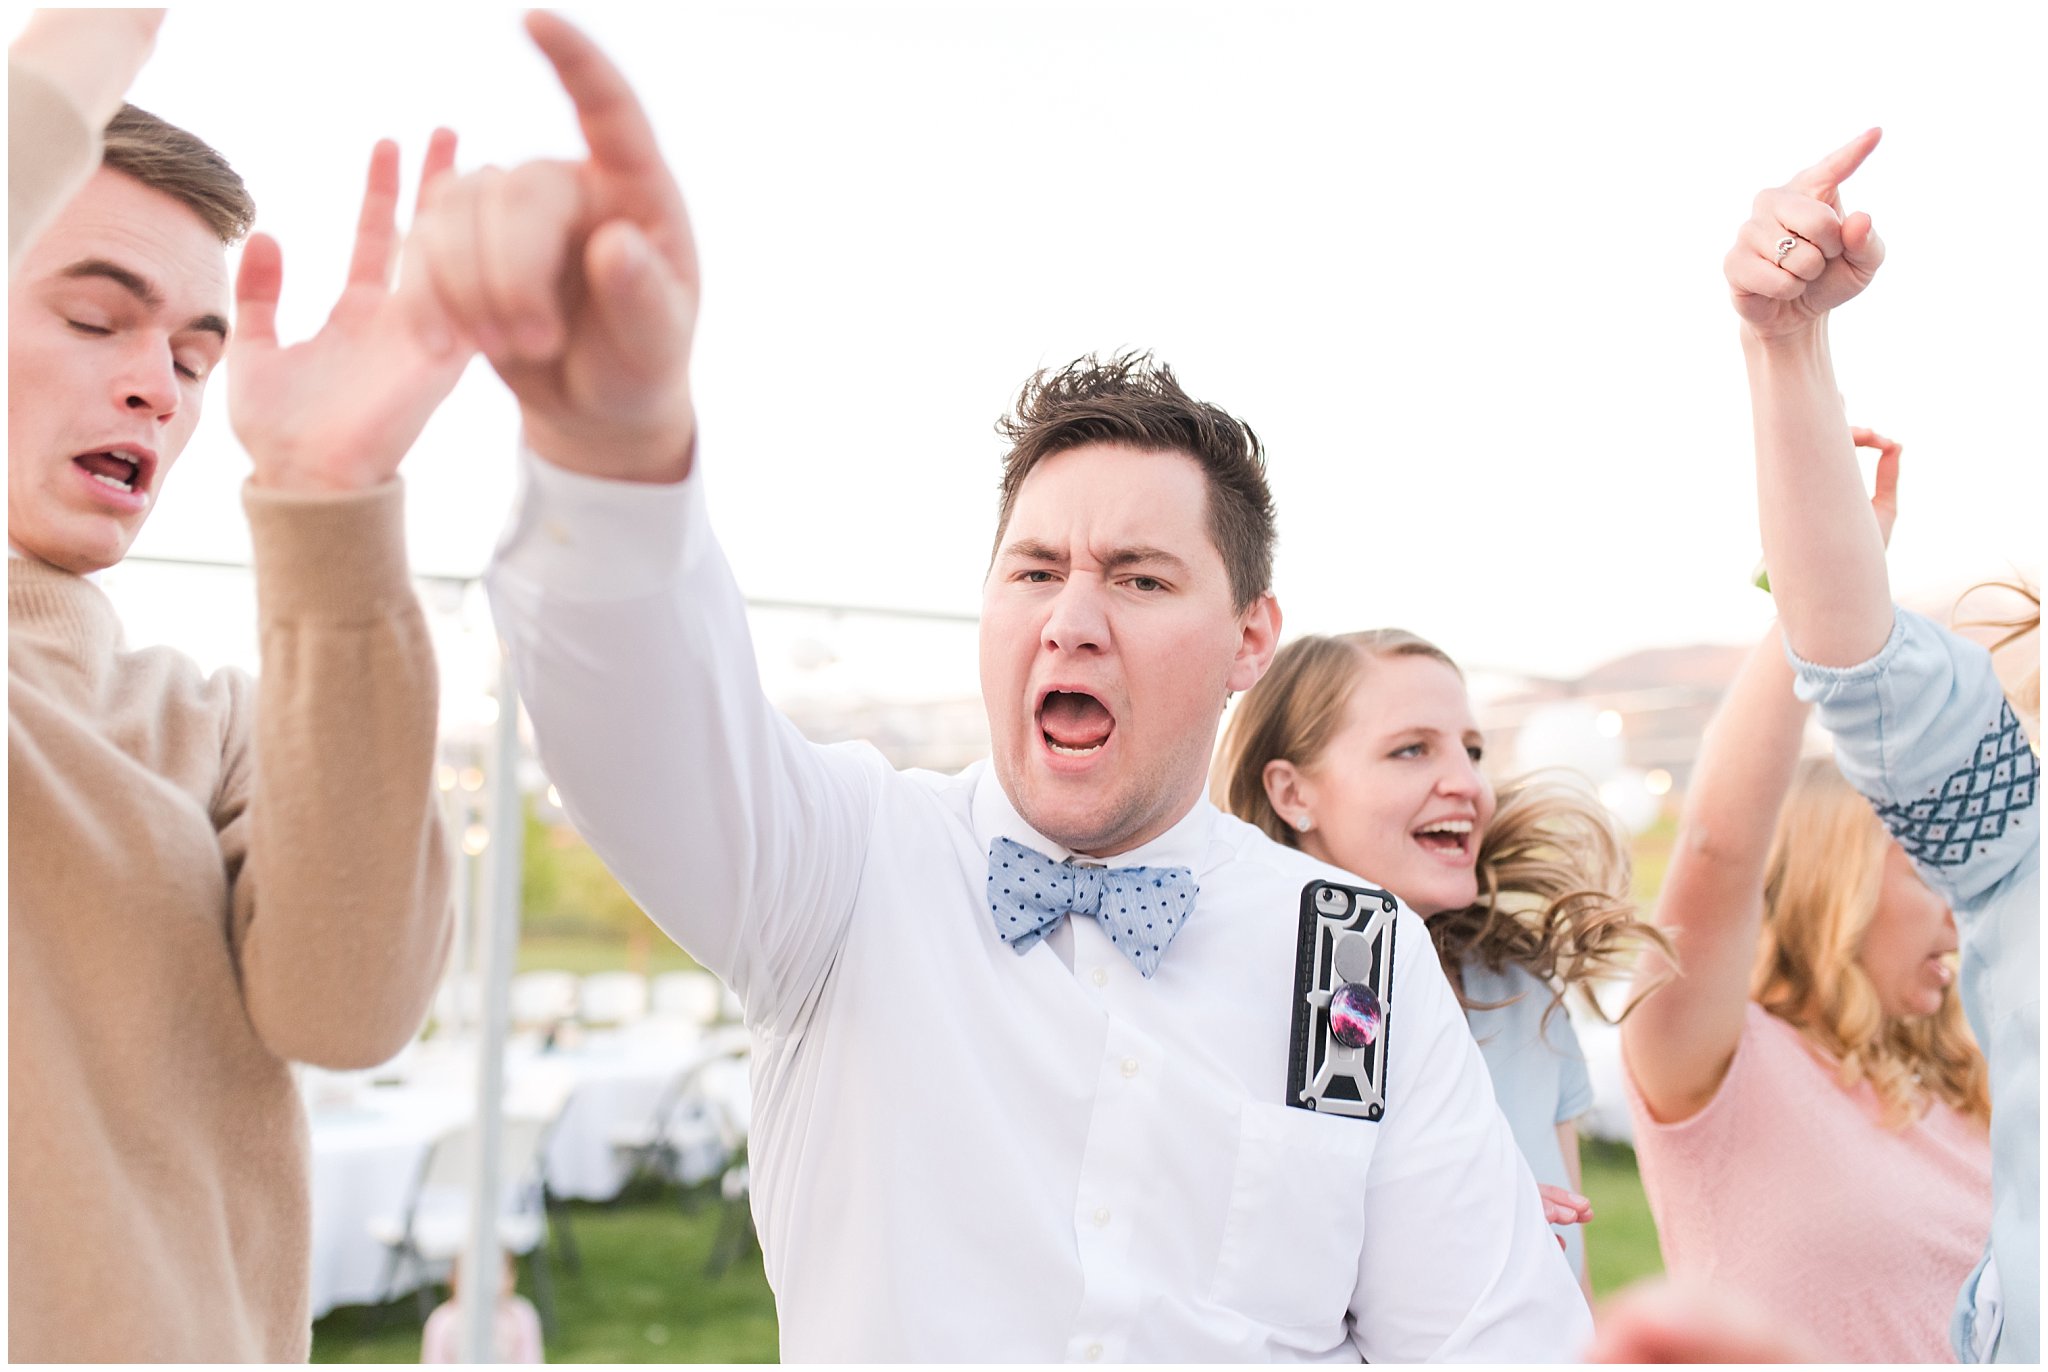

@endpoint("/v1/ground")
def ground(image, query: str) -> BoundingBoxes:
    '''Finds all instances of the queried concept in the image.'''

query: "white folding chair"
[610,1026,752,1192]
[367,1111,561,1331]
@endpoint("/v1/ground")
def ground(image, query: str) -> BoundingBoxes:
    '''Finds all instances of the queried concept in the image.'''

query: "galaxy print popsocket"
[1287,880,1398,1121]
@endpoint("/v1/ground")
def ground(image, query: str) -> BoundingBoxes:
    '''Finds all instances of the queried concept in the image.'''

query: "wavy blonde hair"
[1958,577,2040,735]
[1753,758,1990,1129]
[1215,630,1672,1021]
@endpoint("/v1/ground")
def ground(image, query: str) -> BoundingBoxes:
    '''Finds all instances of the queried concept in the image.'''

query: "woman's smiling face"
[1290,653,1496,917]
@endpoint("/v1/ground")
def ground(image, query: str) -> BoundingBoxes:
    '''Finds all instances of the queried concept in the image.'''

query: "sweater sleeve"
[8,61,99,276]
[216,478,453,1068]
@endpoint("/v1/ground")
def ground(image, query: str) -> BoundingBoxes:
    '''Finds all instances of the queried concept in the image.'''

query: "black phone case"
[1286,878,1399,1120]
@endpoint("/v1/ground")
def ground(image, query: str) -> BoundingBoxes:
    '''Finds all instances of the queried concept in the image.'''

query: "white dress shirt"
[486,448,1591,1362]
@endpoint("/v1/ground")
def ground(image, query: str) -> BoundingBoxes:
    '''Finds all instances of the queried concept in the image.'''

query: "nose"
[113,334,181,425]
[1041,577,1108,655]
[1436,752,1484,799]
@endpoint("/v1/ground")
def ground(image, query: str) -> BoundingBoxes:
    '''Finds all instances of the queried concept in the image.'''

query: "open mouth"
[74,449,150,497]
[1037,689,1115,759]
[1413,818,1475,859]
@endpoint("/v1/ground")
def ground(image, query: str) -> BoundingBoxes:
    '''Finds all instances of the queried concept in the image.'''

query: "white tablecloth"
[305,1021,727,1318]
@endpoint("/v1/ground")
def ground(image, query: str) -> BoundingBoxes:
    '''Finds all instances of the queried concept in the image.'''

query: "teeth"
[1419,820,1473,835]
[88,472,135,492]
[1047,741,1103,757]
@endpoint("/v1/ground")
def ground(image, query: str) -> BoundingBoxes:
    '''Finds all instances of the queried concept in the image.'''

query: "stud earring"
[1294,815,1313,833]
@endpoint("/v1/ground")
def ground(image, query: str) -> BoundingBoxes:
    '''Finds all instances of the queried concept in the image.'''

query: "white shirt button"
[1085,1343,1104,1361]
[1120,1057,1140,1079]
[1093,1206,1111,1226]
[1090,967,1108,988]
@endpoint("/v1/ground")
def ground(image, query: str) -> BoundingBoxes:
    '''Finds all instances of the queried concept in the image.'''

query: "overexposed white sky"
[20,2,2045,680]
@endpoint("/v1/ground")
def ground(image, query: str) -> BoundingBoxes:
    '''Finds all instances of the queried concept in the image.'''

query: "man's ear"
[1226,591,1281,695]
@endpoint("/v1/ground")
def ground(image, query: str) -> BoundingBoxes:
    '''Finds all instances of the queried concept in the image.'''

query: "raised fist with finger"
[404,11,700,485]
[1725,128,1887,341]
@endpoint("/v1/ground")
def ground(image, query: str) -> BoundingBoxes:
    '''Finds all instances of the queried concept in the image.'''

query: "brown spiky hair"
[991,350,1275,612]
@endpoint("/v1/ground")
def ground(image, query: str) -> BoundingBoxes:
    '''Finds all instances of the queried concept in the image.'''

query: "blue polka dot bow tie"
[985,835,1199,979]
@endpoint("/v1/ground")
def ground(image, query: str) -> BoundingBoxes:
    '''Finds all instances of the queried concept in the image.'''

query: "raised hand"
[1852,426,1902,548]
[1537,1183,1593,1228]
[1587,1278,1824,1362]
[229,130,471,492]
[1725,129,1887,341]
[9,8,165,131]
[404,11,700,484]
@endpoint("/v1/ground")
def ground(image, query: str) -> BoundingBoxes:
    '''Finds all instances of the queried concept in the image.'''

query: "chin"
[17,517,132,575]
[1021,794,1120,854]
[1013,776,1141,856]
[1885,988,1946,1021]
[1401,875,1479,920]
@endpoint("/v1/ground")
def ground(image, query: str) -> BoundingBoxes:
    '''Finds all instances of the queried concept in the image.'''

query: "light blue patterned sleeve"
[1788,606,2040,1365]
[1786,607,2037,910]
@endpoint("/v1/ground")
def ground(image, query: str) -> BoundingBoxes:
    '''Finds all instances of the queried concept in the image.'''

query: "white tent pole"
[439,784,472,1040]
[460,651,524,1362]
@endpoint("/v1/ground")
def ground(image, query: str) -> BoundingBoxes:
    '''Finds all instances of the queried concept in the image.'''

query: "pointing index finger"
[524,10,664,176]
[1788,127,1882,198]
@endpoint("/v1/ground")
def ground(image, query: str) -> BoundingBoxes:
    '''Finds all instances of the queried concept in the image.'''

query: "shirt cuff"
[489,439,704,602]
[243,477,417,624]
[1783,605,1908,702]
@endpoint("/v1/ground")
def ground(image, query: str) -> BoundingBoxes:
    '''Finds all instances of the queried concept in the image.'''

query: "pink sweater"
[1625,1003,1991,1362]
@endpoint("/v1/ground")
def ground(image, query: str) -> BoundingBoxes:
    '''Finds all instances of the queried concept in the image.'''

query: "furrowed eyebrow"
[58,258,229,340]
[998,541,1192,579]
[1102,546,1190,577]
[1000,539,1065,564]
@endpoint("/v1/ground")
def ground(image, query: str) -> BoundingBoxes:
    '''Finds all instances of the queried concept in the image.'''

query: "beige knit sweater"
[7,482,454,1361]
[9,64,452,1360]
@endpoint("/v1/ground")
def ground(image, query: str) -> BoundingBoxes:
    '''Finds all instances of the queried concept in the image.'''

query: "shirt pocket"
[1208,1100,1375,1333]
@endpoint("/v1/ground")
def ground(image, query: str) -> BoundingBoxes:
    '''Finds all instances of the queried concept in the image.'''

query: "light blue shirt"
[1461,958,1595,1277]
[1791,608,2039,1364]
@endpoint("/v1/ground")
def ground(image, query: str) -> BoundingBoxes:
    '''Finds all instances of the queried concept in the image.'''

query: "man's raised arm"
[417,13,879,1024]
[220,133,468,1066]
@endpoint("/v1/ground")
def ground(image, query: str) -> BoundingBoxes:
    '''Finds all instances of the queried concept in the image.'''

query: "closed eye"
[66,320,112,337]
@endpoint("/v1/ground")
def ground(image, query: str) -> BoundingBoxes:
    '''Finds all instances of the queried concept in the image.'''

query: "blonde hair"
[1215,630,1672,1019]
[1958,577,2040,732]
[1447,771,1672,1026]
[1754,758,1990,1128]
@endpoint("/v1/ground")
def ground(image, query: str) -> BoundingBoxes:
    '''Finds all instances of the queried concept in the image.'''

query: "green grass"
[312,1182,778,1363]
[515,934,703,977]
[315,1148,1663,1361]
[1583,1137,1664,1297]
[1630,813,1678,912]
